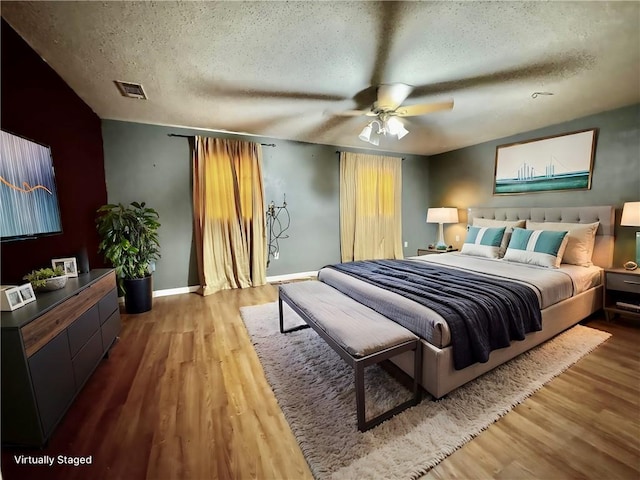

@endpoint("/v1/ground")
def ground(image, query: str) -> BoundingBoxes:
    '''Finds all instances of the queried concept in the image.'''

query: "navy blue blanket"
[326,260,542,370]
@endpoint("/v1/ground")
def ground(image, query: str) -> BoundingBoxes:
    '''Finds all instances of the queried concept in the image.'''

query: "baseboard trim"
[117,285,200,303]
[139,273,317,300]
[266,271,318,283]
[153,285,200,298]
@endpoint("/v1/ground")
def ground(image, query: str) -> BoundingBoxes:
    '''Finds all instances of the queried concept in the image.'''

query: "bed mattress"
[317,253,602,349]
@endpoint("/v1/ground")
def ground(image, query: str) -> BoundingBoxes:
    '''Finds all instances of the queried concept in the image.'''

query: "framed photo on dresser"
[52,257,78,277]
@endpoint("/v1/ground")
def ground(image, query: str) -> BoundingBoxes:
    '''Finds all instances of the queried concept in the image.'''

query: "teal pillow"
[503,227,569,268]
[460,226,506,259]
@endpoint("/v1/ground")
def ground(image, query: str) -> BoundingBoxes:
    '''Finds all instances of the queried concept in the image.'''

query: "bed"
[317,206,615,399]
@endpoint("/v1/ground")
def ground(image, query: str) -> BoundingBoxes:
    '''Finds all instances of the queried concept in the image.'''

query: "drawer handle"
[623,280,640,285]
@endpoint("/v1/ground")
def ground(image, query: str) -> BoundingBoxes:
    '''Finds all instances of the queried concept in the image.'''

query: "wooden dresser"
[1,269,121,446]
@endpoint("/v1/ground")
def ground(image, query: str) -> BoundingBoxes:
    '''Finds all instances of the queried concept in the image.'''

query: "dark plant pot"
[123,275,153,314]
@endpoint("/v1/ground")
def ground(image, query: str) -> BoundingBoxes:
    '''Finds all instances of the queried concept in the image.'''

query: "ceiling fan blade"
[377,83,414,110]
[329,109,376,117]
[409,55,590,97]
[206,82,349,102]
[369,2,401,87]
[395,101,454,117]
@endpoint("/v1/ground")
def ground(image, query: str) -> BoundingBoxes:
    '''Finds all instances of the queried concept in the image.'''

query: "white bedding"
[318,253,602,349]
[412,253,602,304]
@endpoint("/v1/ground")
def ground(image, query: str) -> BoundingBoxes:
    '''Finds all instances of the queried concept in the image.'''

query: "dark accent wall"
[1,20,108,284]
[428,104,640,266]
[101,120,431,290]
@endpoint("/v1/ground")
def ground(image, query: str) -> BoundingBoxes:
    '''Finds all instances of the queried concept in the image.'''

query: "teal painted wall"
[262,140,341,276]
[101,120,431,290]
[101,122,198,291]
[427,104,640,266]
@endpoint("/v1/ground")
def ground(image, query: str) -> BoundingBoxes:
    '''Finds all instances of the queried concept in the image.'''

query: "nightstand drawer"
[606,273,640,294]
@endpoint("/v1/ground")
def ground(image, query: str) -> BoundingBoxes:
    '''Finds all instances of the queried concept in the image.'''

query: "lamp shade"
[621,202,640,227]
[426,208,459,224]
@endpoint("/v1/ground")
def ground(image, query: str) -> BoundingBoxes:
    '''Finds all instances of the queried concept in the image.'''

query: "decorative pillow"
[460,226,506,259]
[504,227,569,268]
[526,221,599,267]
[472,218,526,258]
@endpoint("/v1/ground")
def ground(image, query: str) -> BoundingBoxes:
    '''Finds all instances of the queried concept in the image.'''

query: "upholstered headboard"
[468,206,615,268]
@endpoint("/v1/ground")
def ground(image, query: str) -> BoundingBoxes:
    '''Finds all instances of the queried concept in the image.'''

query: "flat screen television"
[0,129,63,241]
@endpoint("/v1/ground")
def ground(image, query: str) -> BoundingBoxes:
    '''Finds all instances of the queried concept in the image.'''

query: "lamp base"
[435,223,447,250]
[625,231,640,270]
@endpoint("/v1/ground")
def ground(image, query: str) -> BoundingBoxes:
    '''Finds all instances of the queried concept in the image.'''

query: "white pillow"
[504,228,569,268]
[472,218,526,258]
[526,221,599,267]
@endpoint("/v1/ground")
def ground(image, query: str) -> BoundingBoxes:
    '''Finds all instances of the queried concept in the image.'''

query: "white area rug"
[240,302,610,479]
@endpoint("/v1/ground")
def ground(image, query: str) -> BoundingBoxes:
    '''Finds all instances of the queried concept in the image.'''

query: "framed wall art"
[493,128,597,195]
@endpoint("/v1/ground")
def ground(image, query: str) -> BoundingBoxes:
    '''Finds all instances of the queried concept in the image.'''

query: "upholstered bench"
[278,281,422,432]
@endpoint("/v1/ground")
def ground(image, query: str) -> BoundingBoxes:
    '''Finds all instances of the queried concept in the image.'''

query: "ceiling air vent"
[114,80,147,100]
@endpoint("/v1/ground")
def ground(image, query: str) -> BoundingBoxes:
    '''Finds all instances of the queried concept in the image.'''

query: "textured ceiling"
[2,1,639,155]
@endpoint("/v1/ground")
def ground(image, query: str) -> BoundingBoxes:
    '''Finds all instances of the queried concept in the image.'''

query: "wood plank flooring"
[1,284,638,480]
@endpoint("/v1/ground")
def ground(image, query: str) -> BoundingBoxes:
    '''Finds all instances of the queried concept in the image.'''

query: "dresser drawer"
[28,330,75,437]
[98,288,118,324]
[606,273,640,294]
[72,329,103,389]
[21,272,116,357]
[67,305,100,358]
[101,310,121,352]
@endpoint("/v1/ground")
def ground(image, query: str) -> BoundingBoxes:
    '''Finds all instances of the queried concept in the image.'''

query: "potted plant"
[24,266,67,292]
[95,201,160,314]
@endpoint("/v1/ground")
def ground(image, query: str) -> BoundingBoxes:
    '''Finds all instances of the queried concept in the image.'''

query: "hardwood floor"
[1,284,638,480]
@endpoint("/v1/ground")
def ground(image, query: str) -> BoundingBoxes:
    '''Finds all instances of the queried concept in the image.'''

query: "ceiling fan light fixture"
[396,125,409,140]
[358,116,409,146]
[386,116,409,139]
[359,123,373,142]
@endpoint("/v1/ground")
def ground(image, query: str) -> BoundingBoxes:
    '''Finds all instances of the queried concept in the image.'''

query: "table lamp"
[426,207,459,250]
[621,201,640,270]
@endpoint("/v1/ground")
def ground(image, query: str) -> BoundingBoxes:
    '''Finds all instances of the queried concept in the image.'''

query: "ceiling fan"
[330,83,454,145]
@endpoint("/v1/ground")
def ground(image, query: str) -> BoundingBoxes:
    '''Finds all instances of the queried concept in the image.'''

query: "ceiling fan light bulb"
[370,134,380,146]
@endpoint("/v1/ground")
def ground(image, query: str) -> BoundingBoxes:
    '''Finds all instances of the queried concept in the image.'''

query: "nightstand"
[417,248,458,255]
[603,268,640,321]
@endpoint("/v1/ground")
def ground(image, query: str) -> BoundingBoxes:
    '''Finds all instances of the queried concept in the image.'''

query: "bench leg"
[413,340,422,406]
[279,296,310,334]
[355,363,366,431]
[356,341,423,432]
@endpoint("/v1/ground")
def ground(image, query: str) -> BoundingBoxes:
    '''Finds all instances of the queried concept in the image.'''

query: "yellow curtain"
[193,136,266,295]
[340,152,403,262]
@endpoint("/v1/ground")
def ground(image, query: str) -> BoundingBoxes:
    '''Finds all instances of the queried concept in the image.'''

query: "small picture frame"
[18,283,36,305]
[1,286,24,311]
[52,257,78,278]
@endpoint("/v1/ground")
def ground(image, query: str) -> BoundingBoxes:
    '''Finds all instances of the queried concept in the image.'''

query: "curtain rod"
[168,133,275,147]
[335,150,405,160]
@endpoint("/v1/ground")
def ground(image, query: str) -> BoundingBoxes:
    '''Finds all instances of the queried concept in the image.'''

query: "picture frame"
[493,128,597,195]
[18,283,36,305]
[1,286,24,311]
[52,257,78,278]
